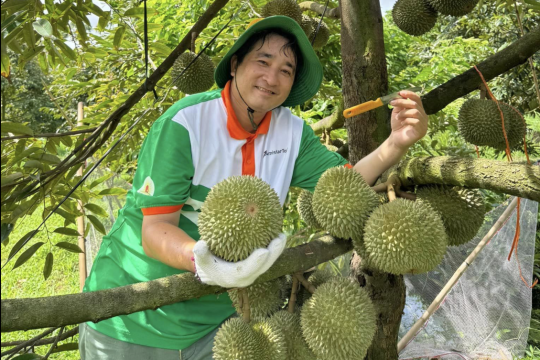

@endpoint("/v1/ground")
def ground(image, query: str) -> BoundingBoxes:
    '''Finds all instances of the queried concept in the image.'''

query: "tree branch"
[299,1,341,19]
[310,108,345,135]
[0,128,97,142]
[0,326,79,348]
[1,236,352,332]
[396,157,540,202]
[422,25,540,115]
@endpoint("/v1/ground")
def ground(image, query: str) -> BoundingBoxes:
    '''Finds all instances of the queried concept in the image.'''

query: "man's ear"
[230,55,238,77]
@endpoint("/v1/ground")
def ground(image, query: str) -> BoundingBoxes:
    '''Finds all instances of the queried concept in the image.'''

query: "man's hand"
[389,90,428,151]
[192,234,287,288]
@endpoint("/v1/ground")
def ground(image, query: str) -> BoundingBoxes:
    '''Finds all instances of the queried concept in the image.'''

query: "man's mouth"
[255,86,275,95]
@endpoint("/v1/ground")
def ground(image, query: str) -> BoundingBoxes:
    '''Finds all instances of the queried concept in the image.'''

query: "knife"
[343,87,422,118]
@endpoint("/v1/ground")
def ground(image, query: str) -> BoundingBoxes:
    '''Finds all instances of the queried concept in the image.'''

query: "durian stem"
[191,32,198,53]
[239,288,250,323]
[386,174,401,202]
[288,274,300,313]
[395,189,416,201]
[397,197,519,352]
[294,273,316,294]
[371,183,388,193]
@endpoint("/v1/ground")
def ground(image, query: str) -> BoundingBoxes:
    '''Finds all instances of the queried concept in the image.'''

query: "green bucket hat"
[214,15,323,108]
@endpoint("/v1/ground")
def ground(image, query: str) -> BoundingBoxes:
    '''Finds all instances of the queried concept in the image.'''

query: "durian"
[308,17,330,49]
[269,311,314,359]
[213,317,261,360]
[198,176,283,262]
[427,0,479,16]
[300,14,313,39]
[251,319,287,360]
[228,278,285,318]
[261,0,303,24]
[363,198,447,274]
[300,277,376,360]
[302,268,334,303]
[171,51,215,94]
[392,0,438,36]
[312,166,379,239]
[416,185,485,246]
[297,190,321,228]
[458,99,526,150]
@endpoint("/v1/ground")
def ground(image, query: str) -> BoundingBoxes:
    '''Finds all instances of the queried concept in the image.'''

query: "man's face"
[230,34,297,112]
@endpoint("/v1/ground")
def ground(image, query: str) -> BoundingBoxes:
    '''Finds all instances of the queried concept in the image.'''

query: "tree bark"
[340,1,403,358]
[340,0,390,164]
[396,157,540,202]
[1,236,352,332]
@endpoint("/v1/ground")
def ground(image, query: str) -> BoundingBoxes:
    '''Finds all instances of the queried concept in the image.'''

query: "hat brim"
[214,16,323,108]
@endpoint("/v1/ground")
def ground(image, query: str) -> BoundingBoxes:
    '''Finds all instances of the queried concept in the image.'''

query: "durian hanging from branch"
[171,32,215,95]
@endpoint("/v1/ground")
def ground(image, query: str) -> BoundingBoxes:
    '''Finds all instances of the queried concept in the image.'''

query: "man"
[79,15,428,360]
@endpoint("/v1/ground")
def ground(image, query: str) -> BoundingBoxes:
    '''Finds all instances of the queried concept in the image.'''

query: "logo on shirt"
[263,148,288,157]
[137,176,155,196]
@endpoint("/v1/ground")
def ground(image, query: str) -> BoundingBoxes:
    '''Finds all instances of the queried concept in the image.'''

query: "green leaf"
[84,203,109,218]
[29,153,61,164]
[55,241,83,253]
[87,214,106,234]
[53,39,77,61]
[1,172,23,187]
[124,7,157,18]
[113,26,126,50]
[54,208,77,225]
[1,122,34,136]
[18,45,45,64]
[1,10,28,32]
[87,173,113,189]
[97,14,110,31]
[12,241,44,270]
[75,16,88,43]
[2,0,31,12]
[98,188,127,196]
[1,223,14,244]
[43,252,53,280]
[23,159,44,170]
[53,227,81,236]
[8,230,39,261]
[32,18,53,38]
[150,42,172,55]
[0,33,9,78]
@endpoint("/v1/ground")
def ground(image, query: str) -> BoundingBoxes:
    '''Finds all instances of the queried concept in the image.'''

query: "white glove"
[192,233,287,288]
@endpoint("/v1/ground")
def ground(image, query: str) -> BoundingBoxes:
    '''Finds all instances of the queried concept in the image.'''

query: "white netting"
[399,197,538,359]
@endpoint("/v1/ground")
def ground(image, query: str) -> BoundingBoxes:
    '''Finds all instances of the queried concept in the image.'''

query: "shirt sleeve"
[290,121,350,192]
[132,115,194,215]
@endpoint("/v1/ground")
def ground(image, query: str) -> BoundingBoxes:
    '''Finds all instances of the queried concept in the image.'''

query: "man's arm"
[353,90,429,186]
[142,210,196,273]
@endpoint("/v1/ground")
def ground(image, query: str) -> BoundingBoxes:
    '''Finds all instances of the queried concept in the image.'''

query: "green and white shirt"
[83,80,349,350]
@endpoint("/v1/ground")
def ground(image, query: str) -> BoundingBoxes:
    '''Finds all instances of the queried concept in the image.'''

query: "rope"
[143,0,158,99]
[310,0,330,46]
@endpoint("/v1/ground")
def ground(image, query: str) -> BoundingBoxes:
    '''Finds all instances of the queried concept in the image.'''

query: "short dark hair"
[233,28,303,79]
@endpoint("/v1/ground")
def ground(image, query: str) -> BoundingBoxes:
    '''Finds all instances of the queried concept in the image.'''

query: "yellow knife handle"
[343,98,384,118]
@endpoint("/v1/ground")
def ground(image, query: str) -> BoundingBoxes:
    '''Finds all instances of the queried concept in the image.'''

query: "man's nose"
[262,67,280,86]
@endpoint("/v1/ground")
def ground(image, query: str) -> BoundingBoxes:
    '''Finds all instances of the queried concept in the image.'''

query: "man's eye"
[282,70,291,76]
[258,60,267,65]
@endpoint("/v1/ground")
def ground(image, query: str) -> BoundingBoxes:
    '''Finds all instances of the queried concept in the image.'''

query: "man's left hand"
[389,90,428,150]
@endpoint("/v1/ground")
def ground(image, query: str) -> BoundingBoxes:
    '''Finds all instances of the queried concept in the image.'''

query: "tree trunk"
[340,1,403,358]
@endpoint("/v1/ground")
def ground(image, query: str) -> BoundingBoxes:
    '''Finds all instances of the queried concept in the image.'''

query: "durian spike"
[288,274,300,313]
[294,273,316,294]
[239,288,250,323]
